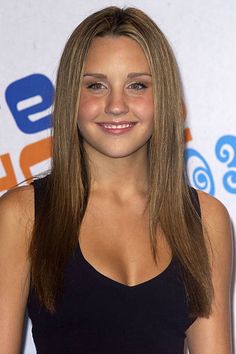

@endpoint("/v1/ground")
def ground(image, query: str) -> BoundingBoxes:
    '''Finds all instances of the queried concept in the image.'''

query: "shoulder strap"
[189,187,201,218]
[30,175,49,217]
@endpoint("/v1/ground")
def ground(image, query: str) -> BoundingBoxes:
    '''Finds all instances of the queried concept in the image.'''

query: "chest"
[79,197,172,287]
[28,246,192,353]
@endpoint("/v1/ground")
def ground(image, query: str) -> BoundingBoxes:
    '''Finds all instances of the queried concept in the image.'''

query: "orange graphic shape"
[184,128,192,143]
[0,153,17,191]
[20,137,52,182]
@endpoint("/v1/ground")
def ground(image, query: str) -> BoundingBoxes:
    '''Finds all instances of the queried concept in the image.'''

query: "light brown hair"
[30,6,213,316]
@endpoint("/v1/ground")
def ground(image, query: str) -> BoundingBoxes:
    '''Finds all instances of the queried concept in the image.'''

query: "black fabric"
[27,176,198,354]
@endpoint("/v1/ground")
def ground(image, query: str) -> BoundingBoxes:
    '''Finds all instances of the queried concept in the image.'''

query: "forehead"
[84,35,150,72]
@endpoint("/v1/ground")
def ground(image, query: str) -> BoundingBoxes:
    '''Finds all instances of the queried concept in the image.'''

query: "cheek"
[77,93,101,122]
[133,95,154,123]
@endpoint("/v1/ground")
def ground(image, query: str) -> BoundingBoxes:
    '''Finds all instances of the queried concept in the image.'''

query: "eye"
[87,82,107,91]
[128,82,148,90]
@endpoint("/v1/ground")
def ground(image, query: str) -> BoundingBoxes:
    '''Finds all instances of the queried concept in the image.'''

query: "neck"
[85,144,149,200]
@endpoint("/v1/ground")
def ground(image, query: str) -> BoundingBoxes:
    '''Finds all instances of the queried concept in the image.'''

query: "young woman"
[0,6,233,354]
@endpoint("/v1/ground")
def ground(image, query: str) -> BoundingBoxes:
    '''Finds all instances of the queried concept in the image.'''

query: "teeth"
[102,123,134,129]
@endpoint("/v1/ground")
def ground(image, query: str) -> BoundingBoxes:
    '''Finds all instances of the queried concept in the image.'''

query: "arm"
[186,191,233,354]
[0,186,34,354]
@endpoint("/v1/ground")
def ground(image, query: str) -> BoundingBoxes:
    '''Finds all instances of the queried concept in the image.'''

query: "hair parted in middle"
[30,6,213,317]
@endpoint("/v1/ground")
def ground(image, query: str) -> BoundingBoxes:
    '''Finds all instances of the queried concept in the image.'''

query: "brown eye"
[87,82,106,90]
[128,82,147,90]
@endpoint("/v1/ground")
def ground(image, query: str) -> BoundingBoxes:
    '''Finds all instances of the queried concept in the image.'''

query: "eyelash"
[86,82,148,91]
[87,82,106,90]
[128,82,147,90]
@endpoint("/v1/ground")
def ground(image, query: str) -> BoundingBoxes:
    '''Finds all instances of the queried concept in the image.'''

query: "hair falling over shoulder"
[29,6,213,316]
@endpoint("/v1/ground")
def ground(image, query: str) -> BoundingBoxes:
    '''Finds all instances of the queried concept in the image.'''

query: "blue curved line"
[184,148,215,195]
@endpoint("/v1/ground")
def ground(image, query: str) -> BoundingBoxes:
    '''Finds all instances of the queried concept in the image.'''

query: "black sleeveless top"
[27,176,198,354]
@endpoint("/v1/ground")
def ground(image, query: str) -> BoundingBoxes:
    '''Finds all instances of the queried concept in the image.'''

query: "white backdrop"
[0,1,235,352]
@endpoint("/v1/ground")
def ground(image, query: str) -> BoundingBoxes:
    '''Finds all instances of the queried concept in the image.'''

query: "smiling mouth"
[99,122,136,128]
[96,121,137,134]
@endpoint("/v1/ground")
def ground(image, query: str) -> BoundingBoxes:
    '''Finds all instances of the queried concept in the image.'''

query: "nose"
[105,89,129,116]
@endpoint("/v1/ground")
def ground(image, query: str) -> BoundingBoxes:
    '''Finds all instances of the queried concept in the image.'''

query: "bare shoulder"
[196,189,233,264]
[196,189,229,215]
[0,184,35,352]
[0,183,34,210]
[0,184,35,246]
[196,190,232,232]
[186,192,233,353]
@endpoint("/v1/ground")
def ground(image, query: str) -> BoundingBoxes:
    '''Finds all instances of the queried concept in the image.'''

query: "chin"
[99,146,147,159]
[83,139,149,159]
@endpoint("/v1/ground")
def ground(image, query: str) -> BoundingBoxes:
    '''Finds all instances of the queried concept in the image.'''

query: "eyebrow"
[83,72,152,78]
[128,72,152,78]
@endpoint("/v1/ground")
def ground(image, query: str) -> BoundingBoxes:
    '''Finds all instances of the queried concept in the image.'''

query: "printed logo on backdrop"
[0,73,236,195]
[0,74,53,191]
[185,135,236,195]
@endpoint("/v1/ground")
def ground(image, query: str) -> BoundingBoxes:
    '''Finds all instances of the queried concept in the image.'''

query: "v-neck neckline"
[76,242,174,290]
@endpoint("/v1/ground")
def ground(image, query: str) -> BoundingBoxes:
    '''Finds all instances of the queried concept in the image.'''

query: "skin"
[78,36,171,289]
[0,36,233,353]
[0,186,33,354]
[186,191,233,353]
[78,36,154,190]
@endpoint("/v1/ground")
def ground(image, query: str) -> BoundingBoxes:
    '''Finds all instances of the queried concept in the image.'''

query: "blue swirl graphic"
[184,148,215,195]
[215,135,236,194]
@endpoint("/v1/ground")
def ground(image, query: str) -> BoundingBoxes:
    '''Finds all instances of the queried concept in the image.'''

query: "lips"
[96,121,137,135]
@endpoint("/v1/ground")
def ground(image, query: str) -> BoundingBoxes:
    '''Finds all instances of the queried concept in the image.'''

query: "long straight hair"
[30,6,213,316]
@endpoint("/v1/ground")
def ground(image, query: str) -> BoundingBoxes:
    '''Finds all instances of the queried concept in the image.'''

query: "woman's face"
[78,35,154,159]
